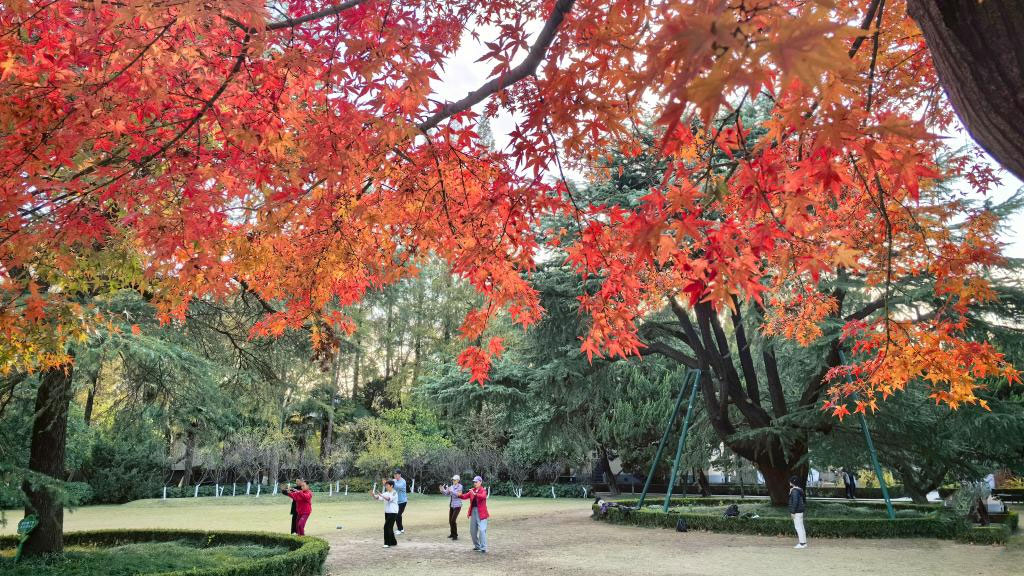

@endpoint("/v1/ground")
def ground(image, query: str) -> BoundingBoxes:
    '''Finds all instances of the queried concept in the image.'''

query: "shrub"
[592,498,973,541]
[489,481,593,498]
[82,434,165,504]
[957,524,1011,545]
[0,530,328,576]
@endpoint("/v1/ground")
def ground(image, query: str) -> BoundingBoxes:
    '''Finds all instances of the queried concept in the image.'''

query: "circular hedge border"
[0,529,329,576]
[592,497,1018,544]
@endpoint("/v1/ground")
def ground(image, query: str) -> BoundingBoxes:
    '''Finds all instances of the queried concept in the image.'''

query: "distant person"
[283,479,313,536]
[459,475,489,554]
[845,469,857,499]
[393,470,408,534]
[440,474,463,540]
[372,480,399,548]
[789,476,807,549]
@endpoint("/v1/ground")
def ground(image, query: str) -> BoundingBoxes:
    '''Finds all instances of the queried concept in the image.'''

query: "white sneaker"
[382,545,391,548]
[794,543,807,549]
[395,530,403,535]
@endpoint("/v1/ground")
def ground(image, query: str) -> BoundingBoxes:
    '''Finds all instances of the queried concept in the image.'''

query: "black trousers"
[397,502,407,530]
[448,507,460,538]
[384,513,398,546]
[846,484,856,499]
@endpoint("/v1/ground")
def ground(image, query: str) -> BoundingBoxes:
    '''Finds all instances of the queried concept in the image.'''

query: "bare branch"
[416,0,576,132]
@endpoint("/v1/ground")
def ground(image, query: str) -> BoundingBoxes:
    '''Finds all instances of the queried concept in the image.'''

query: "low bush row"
[0,529,328,576]
[592,498,1016,544]
[595,483,956,500]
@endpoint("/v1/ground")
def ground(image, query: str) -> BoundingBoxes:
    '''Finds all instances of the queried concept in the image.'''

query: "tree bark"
[82,368,99,426]
[22,362,74,557]
[598,445,620,495]
[181,423,197,488]
[760,465,796,507]
[907,0,1024,181]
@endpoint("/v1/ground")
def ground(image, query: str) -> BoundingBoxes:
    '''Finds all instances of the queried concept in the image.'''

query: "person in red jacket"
[458,475,489,553]
[283,479,313,536]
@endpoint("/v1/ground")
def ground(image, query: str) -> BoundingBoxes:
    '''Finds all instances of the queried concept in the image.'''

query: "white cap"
[452,474,460,481]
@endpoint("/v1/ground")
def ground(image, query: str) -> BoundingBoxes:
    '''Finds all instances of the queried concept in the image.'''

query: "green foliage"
[80,429,166,504]
[0,530,328,576]
[354,406,450,478]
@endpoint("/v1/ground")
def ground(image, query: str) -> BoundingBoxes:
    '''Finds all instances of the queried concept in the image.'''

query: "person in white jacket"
[372,480,399,548]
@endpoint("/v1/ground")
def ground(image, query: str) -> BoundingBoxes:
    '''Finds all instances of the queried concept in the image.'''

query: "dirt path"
[325,501,1023,576]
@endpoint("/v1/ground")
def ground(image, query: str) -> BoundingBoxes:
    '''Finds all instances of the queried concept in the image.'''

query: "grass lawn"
[3,495,1023,575]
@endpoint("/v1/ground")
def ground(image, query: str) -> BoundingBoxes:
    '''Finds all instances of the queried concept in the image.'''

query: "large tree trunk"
[907,0,1024,181]
[82,368,99,426]
[181,423,197,488]
[22,363,74,557]
[598,445,620,495]
[760,465,796,507]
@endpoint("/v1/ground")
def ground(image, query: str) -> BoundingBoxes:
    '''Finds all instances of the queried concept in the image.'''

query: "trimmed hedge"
[993,488,1024,503]
[594,483,956,500]
[0,530,328,576]
[957,524,1011,545]
[593,498,958,540]
[594,498,1017,544]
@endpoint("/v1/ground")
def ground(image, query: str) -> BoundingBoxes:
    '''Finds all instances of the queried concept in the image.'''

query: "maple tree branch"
[729,298,762,407]
[848,0,885,58]
[267,0,370,30]
[639,340,698,369]
[223,0,370,32]
[416,0,575,132]
[761,343,788,418]
[846,296,890,322]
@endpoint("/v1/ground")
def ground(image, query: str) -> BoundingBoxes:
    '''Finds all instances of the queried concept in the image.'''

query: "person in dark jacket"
[789,476,807,549]
[281,479,299,534]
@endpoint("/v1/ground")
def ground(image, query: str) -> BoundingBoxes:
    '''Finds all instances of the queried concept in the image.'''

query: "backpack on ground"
[723,504,740,517]
[675,518,688,532]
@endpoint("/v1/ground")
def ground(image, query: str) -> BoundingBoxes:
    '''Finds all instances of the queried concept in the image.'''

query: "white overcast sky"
[431,31,1024,260]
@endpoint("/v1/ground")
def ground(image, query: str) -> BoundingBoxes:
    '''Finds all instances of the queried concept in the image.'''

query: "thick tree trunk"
[696,467,710,497]
[598,445,620,495]
[760,466,795,507]
[907,0,1024,181]
[22,363,74,557]
[82,369,99,426]
[181,424,197,488]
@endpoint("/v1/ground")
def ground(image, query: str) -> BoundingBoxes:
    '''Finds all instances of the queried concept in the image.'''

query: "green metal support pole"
[637,369,692,508]
[663,370,701,512]
[840,351,895,520]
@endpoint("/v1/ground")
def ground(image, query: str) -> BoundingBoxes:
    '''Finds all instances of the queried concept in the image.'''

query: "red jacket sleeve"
[289,490,312,503]
[458,490,471,500]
